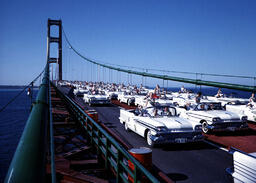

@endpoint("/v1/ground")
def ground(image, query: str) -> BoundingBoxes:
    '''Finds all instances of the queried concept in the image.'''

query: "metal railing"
[48,81,56,183]
[5,64,50,183]
[53,84,160,183]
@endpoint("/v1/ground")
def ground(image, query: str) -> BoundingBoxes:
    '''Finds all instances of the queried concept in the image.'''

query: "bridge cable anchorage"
[0,69,44,113]
[62,26,255,92]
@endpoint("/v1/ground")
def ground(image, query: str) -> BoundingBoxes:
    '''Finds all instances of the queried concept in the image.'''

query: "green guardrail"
[53,84,160,183]
[5,64,50,183]
[49,81,56,183]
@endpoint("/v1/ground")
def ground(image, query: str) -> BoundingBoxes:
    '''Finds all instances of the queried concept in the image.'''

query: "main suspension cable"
[61,26,255,92]
[62,26,254,80]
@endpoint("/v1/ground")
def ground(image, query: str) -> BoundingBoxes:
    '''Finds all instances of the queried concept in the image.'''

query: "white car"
[73,87,89,97]
[226,101,256,122]
[105,90,118,99]
[172,93,211,107]
[118,92,135,106]
[207,96,249,106]
[83,91,110,106]
[119,105,203,147]
[135,96,173,108]
[134,95,148,107]
[172,94,196,107]
[178,102,248,133]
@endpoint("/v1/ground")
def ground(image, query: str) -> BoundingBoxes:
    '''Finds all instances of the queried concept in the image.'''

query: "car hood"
[191,110,240,119]
[88,95,108,100]
[141,117,194,130]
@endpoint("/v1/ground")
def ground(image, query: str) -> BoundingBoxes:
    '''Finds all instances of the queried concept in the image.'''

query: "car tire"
[146,130,155,147]
[124,123,130,132]
[202,121,209,133]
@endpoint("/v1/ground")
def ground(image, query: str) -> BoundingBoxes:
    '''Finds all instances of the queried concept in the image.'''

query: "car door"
[133,116,149,137]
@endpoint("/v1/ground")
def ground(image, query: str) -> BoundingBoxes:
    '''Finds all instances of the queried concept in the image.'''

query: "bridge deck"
[47,86,111,183]
[205,123,256,153]
[58,86,235,183]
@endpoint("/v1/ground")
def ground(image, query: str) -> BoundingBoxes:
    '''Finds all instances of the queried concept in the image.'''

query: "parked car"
[226,101,256,122]
[119,105,203,147]
[118,92,135,106]
[73,87,89,97]
[83,91,110,106]
[178,102,248,133]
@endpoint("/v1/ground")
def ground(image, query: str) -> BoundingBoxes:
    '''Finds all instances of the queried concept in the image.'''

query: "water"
[0,87,37,182]
[0,86,252,181]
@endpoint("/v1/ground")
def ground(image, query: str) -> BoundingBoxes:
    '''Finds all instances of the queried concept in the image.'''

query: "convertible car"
[226,101,256,123]
[178,102,248,133]
[119,105,203,147]
[83,91,110,106]
[118,92,136,106]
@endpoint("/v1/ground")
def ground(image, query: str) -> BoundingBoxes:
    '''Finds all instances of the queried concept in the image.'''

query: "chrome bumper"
[207,122,248,131]
[150,132,204,144]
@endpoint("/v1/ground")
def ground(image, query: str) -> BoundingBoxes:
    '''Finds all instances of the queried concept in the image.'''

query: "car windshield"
[196,103,223,111]
[159,106,176,116]
[134,106,176,117]
[228,100,248,105]
[99,91,105,95]
[137,93,147,96]
[149,106,176,117]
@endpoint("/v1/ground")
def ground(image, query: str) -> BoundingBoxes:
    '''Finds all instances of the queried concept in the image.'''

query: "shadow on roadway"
[209,128,256,137]
[160,141,217,151]
[165,171,233,183]
[103,122,117,129]
[166,173,189,182]
[88,104,115,107]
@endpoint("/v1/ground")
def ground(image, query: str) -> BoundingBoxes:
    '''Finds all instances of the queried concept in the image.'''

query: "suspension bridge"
[3,19,256,183]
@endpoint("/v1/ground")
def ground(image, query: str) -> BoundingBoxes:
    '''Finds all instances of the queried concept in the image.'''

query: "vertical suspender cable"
[61,26,255,92]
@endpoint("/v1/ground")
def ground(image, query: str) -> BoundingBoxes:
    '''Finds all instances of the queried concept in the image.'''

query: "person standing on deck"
[68,86,75,99]
[216,88,223,98]
[248,93,256,108]
[152,84,161,99]
[195,92,202,104]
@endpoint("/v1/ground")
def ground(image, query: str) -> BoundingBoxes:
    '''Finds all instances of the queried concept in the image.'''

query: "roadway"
[60,86,233,183]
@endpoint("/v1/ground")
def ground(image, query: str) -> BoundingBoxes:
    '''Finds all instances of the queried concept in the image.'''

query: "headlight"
[241,116,247,121]
[156,126,168,132]
[195,125,202,131]
[151,130,157,135]
[212,117,221,122]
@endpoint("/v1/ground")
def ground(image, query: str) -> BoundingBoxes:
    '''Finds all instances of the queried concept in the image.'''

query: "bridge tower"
[47,19,62,80]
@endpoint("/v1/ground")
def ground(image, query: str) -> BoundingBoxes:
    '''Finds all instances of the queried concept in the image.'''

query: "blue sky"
[0,0,255,87]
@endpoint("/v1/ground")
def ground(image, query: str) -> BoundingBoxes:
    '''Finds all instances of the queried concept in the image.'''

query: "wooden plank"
[57,169,109,183]
[70,159,98,165]
[52,108,69,115]
[53,121,76,125]
[63,146,91,158]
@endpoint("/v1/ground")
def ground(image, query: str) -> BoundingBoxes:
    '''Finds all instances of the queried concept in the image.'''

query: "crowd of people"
[135,84,256,115]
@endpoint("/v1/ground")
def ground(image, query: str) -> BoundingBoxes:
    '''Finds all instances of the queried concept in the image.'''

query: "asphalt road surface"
[60,86,233,183]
